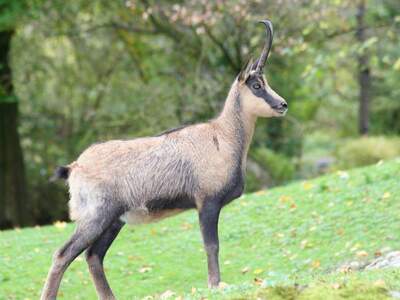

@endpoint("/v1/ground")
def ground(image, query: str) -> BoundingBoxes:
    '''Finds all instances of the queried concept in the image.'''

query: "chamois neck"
[216,82,257,156]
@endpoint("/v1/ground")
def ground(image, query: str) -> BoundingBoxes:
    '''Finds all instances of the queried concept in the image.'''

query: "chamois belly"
[120,208,185,225]
[120,194,196,225]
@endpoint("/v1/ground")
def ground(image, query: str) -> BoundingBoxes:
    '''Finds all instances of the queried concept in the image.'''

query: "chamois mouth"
[274,108,288,115]
[272,103,288,115]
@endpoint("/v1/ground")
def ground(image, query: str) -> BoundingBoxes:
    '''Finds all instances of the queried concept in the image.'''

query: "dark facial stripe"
[245,75,281,109]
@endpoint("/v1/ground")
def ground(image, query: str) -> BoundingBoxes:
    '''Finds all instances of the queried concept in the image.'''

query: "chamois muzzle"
[254,20,274,74]
[272,101,288,114]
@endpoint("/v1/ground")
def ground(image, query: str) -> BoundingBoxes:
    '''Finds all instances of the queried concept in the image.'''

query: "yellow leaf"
[336,228,345,236]
[255,190,267,196]
[373,279,386,288]
[303,182,313,190]
[138,266,152,273]
[382,192,391,199]
[350,243,361,252]
[53,221,67,230]
[300,239,308,249]
[181,223,193,230]
[159,290,175,299]
[311,260,321,269]
[279,195,292,203]
[394,58,400,70]
[253,268,263,275]
[356,250,368,258]
[331,283,341,289]
[289,254,298,260]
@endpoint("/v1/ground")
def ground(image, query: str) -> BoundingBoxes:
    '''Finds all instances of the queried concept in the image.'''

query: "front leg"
[198,199,222,288]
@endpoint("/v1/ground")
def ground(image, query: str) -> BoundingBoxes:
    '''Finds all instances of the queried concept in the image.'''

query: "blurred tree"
[356,0,370,135]
[0,0,34,227]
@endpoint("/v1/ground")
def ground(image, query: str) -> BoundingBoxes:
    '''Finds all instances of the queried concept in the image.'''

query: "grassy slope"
[1,160,400,299]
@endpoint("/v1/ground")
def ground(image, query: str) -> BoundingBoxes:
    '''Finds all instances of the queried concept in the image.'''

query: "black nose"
[280,102,288,109]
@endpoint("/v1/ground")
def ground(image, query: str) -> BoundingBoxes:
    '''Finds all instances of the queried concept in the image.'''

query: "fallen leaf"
[160,290,175,299]
[253,268,264,275]
[254,277,263,285]
[53,221,67,230]
[300,240,308,249]
[336,228,345,236]
[350,243,361,252]
[382,192,391,199]
[138,266,152,273]
[279,195,292,203]
[373,279,386,288]
[331,283,341,289]
[255,190,267,196]
[241,267,250,274]
[218,282,229,289]
[303,182,313,190]
[311,260,321,269]
[181,223,193,230]
[356,250,368,258]
[337,171,349,180]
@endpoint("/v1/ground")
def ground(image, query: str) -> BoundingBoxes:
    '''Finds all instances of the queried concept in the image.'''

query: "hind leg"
[85,220,124,300]
[40,206,124,300]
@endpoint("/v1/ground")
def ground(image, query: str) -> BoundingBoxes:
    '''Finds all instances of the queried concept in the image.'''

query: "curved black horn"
[255,20,274,73]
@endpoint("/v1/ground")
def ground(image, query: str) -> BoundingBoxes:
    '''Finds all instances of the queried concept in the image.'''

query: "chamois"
[41,20,287,300]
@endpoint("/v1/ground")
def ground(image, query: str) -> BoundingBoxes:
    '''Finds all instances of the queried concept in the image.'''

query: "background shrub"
[334,136,400,169]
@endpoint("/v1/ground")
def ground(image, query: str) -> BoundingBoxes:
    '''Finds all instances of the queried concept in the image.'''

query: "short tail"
[50,166,71,182]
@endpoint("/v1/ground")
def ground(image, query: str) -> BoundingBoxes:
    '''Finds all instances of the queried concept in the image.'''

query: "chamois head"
[237,20,287,117]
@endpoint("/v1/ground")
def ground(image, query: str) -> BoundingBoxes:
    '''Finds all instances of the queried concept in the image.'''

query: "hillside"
[1,159,400,299]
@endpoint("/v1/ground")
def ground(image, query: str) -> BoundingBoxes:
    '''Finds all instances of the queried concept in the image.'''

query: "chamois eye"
[253,83,261,89]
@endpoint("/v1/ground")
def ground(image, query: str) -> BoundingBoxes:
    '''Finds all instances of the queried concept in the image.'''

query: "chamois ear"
[238,57,254,83]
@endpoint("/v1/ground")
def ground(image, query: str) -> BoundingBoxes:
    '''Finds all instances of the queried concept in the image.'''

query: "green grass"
[1,159,400,299]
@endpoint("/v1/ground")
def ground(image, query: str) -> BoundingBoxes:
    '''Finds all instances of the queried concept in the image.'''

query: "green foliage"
[0,0,27,30]
[250,147,295,185]
[244,170,263,193]
[335,136,400,169]
[1,160,400,299]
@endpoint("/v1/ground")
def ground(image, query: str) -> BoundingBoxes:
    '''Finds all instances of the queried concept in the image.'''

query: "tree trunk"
[356,0,371,135]
[0,30,33,228]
